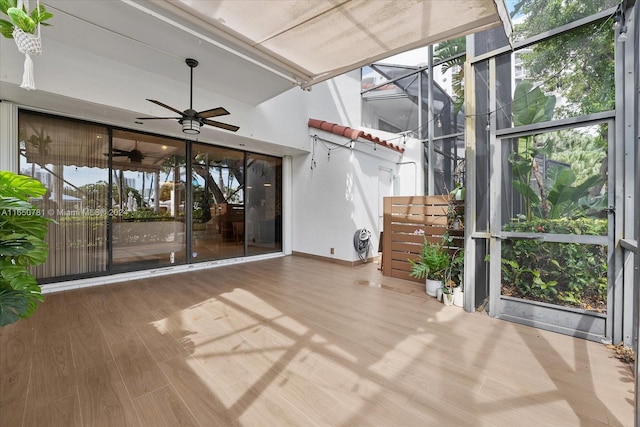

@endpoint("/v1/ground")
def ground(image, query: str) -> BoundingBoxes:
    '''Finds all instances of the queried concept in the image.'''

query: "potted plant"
[0,0,54,89]
[444,249,464,307]
[441,280,455,306]
[450,182,465,201]
[0,171,50,326]
[447,194,465,230]
[0,0,53,39]
[408,236,450,297]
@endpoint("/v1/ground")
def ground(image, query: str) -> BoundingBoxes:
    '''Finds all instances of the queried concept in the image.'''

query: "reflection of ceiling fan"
[105,142,144,163]
[136,58,239,135]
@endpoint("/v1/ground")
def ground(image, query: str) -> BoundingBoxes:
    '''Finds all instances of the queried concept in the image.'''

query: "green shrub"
[501,218,607,311]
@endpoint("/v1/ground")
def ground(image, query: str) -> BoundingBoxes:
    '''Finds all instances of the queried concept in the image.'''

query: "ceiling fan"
[105,141,144,163]
[136,58,239,135]
[110,147,144,163]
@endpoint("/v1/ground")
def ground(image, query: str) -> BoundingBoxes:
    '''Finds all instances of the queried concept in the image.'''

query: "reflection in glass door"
[191,143,245,261]
[246,153,282,255]
[18,110,285,282]
[19,111,109,280]
[110,131,186,271]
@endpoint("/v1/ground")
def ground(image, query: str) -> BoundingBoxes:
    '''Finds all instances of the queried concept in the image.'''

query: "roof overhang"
[2,0,511,154]
[149,0,513,89]
[5,1,511,105]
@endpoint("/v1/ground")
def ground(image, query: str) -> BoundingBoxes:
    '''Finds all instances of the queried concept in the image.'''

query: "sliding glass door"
[110,130,187,272]
[191,143,245,261]
[18,112,109,279]
[246,153,282,255]
[18,110,283,283]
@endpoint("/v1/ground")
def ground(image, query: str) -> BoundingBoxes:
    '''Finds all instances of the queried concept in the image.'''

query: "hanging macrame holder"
[12,0,42,90]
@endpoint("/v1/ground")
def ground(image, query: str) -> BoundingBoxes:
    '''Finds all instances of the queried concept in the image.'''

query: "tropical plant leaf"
[0,171,46,200]
[0,18,13,38]
[0,288,28,326]
[0,234,33,256]
[0,196,34,211]
[513,181,540,204]
[0,0,16,16]
[4,217,48,240]
[7,6,35,33]
[512,80,556,127]
[0,172,46,326]
[31,3,53,24]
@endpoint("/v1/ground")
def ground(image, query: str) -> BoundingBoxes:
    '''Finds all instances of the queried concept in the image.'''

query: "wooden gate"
[382,195,463,282]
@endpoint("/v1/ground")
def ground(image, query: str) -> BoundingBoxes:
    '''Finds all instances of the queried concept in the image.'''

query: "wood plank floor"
[0,255,634,426]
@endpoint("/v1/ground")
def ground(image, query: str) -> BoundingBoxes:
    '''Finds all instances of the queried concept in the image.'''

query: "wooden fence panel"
[382,195,464,283]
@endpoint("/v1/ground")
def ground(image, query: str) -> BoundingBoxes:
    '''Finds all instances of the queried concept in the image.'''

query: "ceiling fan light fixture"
[182,119,201,134]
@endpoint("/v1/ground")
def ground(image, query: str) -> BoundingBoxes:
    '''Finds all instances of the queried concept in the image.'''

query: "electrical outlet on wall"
[330,247,335,255]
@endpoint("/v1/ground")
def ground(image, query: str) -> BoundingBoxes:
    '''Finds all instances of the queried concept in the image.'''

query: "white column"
[282,155,292,255]
[0,101,19,171]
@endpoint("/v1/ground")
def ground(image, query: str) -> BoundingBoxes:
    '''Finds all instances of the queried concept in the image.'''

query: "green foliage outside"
[0,172,49,326]
[512,0,616,118]
[510,80,607,221]
[434,37,466,114]
[504,76,609,311]
[501,218,607,311]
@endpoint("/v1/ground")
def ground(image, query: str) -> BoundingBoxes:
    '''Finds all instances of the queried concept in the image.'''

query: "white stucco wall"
[258,70,424,262]
[1,33,424,266]
[0,36,309,154]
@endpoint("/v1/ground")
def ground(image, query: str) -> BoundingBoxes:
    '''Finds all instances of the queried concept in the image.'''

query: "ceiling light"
[264,183,272,187]
[182,119,201,134]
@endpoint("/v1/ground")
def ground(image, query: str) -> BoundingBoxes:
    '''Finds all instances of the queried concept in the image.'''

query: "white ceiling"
[1,0,510,155]
[41,0,510,105]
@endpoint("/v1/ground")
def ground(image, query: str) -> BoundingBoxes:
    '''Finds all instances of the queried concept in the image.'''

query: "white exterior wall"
[271,70,424,262]
[1,34,424,268]
[289,129,422,262]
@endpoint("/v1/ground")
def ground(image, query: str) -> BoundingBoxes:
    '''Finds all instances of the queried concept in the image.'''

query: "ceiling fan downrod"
[185,58,198,110]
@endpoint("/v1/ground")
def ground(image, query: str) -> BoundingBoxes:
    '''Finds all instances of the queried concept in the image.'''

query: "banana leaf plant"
[510,80,556,221]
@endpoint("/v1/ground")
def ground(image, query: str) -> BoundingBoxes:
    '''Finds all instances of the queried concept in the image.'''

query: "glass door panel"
[191,143,245,261]
[110,131,186,271]
[18,111,109,281]
[246,153,282,255]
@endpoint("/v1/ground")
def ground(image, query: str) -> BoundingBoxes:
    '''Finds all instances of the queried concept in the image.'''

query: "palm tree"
[434,37,466,113]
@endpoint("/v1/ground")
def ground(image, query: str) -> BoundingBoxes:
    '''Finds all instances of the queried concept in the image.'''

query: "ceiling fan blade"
[111,148,132,154]
[203,119,239,132]
[136,116,182,120]
[197,107,229,119]
[146,99,185,116]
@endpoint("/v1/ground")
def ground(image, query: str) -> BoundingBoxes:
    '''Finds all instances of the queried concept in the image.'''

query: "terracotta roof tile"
[308,119,404,153]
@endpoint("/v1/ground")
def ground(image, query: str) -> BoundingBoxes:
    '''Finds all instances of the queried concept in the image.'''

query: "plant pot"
[443,293,454,306]
[436,287,443,302]
[425,279,441,297]
[453,287,464,307]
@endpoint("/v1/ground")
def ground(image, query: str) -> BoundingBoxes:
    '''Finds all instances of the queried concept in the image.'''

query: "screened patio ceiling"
[14,0,511,106]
